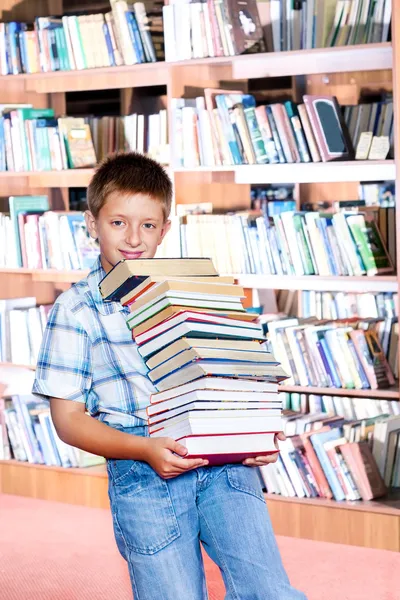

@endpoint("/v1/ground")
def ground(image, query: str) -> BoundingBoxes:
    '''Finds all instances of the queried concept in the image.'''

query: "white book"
[148,399,282,423]
[177,431,277,457]
[151,413,283,437]
[151,377,279,404]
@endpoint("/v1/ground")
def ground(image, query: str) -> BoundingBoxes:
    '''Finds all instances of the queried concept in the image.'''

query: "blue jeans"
[107,426,307,600]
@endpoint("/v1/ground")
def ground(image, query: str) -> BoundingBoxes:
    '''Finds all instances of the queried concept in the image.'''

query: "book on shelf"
[0,298,52,367]
[163,0,265,62]
[169,207,394,278]
[265,316,396,391]
[100,257,288,464]
[0,201,99,270]
[260,406,397,502]
[0,2,159,76]
[0,109,169,172]
[0,393,105,467]
[261,0,392,52]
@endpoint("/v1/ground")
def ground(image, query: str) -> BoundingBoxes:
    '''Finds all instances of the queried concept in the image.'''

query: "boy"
[33,153,307,600]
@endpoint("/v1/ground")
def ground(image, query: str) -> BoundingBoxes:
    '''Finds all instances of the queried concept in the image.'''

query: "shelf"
[0,268,89,283]
[231,43,392,79]
[264,491,400,516]
[235,274,398,292]
[0,44,391,93]
[278,384,400,399]
[176,160,396,184]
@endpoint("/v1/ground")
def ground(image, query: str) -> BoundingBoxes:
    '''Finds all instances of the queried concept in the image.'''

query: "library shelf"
[0,459,398,550]
[0,362,35,370]
[175,160,396,184]
[230,42,393,79]
[235,274,398,293]
[0,268,89,283]
[278,384,400,399]
[0,43,391,94]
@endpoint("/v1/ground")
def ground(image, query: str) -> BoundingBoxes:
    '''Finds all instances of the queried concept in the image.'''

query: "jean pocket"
[226,465,265,503]
[108,460,180,555]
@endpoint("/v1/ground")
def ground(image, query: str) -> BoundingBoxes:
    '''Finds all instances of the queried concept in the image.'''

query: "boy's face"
[85,191,171,273]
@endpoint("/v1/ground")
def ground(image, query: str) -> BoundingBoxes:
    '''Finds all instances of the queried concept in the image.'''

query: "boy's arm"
[50,397,208,478]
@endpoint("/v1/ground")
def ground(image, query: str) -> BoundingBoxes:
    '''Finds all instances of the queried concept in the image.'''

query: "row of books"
[0,1,161,75]
[172,91,393,169]
[260,411,399,501]
[263,0,392,52]
[298,291,398,321]
[0,197,99,269]
[358,181,395,207]
[87,111,168,163]
[99,257,287,463]
[0,298,50,366]
[0,393,105,468]
[343,101,394,160]
[163,0,265,61]
[0,106,168,172]
[176,210,394,278]
[280,391,400,420]
[267,317,397,390]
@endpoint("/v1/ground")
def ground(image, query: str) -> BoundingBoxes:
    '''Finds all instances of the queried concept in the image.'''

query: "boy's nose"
[125,229,141,247]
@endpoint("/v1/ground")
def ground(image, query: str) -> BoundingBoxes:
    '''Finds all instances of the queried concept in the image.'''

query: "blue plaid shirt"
[32,256,156,427]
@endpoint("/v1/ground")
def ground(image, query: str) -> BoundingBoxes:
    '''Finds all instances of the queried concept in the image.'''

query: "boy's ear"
[85,210,98,239]
[158,219,172,245]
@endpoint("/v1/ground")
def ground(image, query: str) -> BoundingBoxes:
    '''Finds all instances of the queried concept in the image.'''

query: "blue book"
[103,21,116,66]
[265,106,286,163]
[319,336,342,388]
[125,11,145,63]
[7,22,22,74]
[0,117,5,171]
[215,95,243,165]
[309,428,346,501]
[316,218,338,275]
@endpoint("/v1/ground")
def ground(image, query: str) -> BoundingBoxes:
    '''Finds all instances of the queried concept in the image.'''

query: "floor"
[1,494,399,600]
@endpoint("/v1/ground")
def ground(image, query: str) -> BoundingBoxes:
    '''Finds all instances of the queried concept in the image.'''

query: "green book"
[8,195,49,267]
[17,108,55,171]
[345,213,394,276]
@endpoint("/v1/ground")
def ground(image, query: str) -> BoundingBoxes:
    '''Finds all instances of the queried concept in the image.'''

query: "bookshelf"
[0,0,400,551]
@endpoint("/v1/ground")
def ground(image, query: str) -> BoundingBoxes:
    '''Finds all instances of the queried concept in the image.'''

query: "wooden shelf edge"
[264,492,400,516]
[0,459,107,477]
[278,384,400,399]
[0,43,391,93]
[234,274,398,293]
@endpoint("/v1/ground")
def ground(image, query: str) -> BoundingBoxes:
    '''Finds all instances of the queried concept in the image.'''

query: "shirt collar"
[87,255,126,316]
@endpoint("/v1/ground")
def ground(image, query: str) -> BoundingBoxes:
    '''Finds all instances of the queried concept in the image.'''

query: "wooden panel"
[0,462,109,509]
[0,0,62,21]
[0,274,59,303]
[266,497,400,552]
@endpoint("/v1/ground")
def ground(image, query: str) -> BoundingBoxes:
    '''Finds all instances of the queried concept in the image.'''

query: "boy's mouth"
[119,250,144,259]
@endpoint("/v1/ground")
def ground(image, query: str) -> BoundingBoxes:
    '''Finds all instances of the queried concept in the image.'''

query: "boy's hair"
[87,152,173,221]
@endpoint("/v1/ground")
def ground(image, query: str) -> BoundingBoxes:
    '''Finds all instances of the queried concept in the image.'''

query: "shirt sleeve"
[32,301,92,404]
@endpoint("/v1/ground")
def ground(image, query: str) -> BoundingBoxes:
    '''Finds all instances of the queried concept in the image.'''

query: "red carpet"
[0,494,399,600]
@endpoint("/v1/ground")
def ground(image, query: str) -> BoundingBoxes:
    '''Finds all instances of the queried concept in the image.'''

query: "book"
[99,257,218,300]
[137,321,266,360]
[146,337,266,369]
[340,441,387,500]
[148,350,279,384]
[148,359,288,391]
[146,382,282,418]
[150,411,283,436]
[150,377,279,404]
[303,95,354,161]
[132,305,257,336]
[126,280,245,315]
[8,196,49,267]
[177,431,278,465]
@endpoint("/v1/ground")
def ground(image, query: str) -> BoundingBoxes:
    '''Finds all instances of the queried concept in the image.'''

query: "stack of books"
[99,257,288,465]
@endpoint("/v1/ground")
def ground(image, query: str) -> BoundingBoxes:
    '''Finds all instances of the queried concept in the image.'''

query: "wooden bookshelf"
[1,0,400,552]
[278,384,400,399]
[0,43,391,94]
[0,459,398,550]
[236,274,398,293]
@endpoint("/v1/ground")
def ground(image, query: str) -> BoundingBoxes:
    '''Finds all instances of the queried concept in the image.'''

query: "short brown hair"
[87,152,173,220]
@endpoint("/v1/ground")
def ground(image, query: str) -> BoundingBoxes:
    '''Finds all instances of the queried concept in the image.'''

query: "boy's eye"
[112,220,124,227]
[143,223,156,229]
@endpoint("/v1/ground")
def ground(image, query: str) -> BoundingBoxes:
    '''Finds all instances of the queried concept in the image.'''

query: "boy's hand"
[144,437,208,479]
[242,432,286,467]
